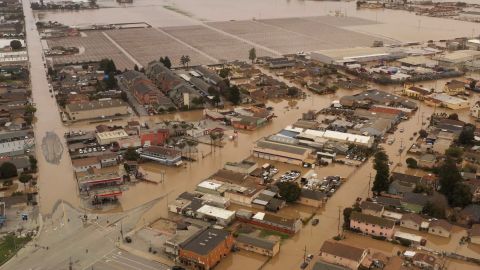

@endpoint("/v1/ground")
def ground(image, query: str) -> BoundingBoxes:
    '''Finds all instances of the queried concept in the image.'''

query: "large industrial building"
[65,99,129,121]
[310,47,405,64]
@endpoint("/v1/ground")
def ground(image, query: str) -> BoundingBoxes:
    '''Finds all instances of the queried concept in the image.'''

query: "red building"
[140,129,169,146]
[179,228,234,270]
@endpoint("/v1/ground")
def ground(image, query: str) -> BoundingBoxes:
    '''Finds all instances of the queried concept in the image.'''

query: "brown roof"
[320,240,366,262]
[360,201,384,213]
[401,213,425,225]
[412,253,436,266]
[351,211,395,228]
[71,156,100,167]
[429,219,452,231]
[471,224,480,237]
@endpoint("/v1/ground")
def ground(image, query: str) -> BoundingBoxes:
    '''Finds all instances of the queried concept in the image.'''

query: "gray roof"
[180,228,230,255]
[320,240,366,262]
[402,192,429,207]
[0,130,32,142]
[236,234,277,250]
[66,99,127,112]
[301,189,327,201]
[350,211,395,228]
[256,139,309,155]
[360,201,384,212]
[313,261,349,270]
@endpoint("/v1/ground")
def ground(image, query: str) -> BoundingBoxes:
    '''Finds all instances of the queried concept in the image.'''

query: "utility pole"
[368,173,373,198]
[337,206,342,237]
[69,257,73,270]
[303,245,307,263]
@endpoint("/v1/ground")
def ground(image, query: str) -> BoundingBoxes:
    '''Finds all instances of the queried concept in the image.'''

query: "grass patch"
[0,233,32,266]
[259,229,290,240]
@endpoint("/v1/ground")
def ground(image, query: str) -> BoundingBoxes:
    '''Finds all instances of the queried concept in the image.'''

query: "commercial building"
[65,99,129,121]
[236,210,302,235]
[298,189,327,208]
[178,228,234,270]
[253,138,311,165]
[75,168,123,191]
[470,224,480,245]
[195,204,235,226]
[139,146,182,166]
[434,50,480,68]
[284,126,375,148]
[426,93,469,110]
[235,234,280,257]
[319,240,368,270]
[444,80,466,96]
[95,129,129,145]
[224,160,258,174]
[310,47,404,64]
[71,157,101,172]
[350,211,395,239]
[403,84,431,100]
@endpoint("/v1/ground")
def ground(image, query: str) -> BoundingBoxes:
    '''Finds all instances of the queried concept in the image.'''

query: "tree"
[19,174,32,191]
[10,40,22,50]
[163,57,172,69]
[133,64,139,71]
[180,55,190,68]
[99,59,117,74]
[406,158,418,168]
[276,181,301,202]
[343,207,353,229]
[372,150,390,195]
[248,48,256,63]
[422,201,445,219]
[419,129,428,138]
[458,124,475,145]
[104,72,117,90]
[219,68,230,78]
[438,158,462,204]
[445,146,463,159]
[123,147,140,161]
[29,155,37,171]
[447,113,459,120]
[287,87,299,97]
[228,85,241,105]
[450,183,472,207]
[121,91,128,102]
[25,104,37,115]
[0,162,17,179]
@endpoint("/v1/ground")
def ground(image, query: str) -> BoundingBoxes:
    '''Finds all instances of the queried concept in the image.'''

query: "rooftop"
[66,99,127,112]
[196,204,235,220]
[235,234,277,251]
[360,201,384,213]
[180,228,231,256]
[350,211,395,228]
[320,240,366,262]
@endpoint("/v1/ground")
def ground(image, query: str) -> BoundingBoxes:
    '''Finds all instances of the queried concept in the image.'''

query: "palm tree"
[184,55,190,68]
[19,174,32,192]
[180,55,187,68]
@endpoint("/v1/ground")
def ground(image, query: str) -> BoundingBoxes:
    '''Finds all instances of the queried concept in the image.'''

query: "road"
[91,249,169,270]
[23,0,80,215]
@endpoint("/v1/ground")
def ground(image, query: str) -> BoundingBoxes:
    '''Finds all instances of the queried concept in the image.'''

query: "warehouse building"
[252,138,312,165]
[95,129,129,145]
[310,47,405,64]
[65,99,129,121]
[434,50,480,68]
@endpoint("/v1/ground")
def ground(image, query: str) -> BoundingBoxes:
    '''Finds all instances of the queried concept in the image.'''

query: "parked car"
[311,219,319,226]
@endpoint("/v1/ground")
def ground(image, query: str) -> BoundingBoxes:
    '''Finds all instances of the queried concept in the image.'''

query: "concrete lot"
[46,31,135,69]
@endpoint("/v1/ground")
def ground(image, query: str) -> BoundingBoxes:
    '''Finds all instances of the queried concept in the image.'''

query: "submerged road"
[23,0,80,215]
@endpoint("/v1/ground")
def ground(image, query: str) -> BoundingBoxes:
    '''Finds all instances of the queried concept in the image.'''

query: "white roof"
[197,180,222,191]
[252,212,265,220]
[403,250,417,258]
[468,39,480,45]
[201,193,229,204]
[394,231,423,243]
[382,211,403,220]
[179,74,191,82]
[96,129,128,140]
[284,126,372,145]
[429,93,469,105]
[196,204,235,220]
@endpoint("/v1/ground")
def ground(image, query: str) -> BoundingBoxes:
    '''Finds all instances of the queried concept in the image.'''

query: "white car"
[79,149,83,154]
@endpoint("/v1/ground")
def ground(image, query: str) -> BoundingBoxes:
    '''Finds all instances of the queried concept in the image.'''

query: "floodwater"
[35,0,480,42]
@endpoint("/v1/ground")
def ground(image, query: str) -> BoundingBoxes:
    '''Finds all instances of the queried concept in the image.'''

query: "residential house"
[418,154,436,169]
[194,66,223,86]
[465,179,480,203]
[360,201,384,217]
[412,253,438,270]
[470,224,480,245]
[444,80,465,96]
[319,240,368,270]
[178,228,234,270]
[146,61,184,94]
[459,204,480,225]
[471,101,480,118]
[388,180,416,196]
[400,213,427,231]
[168,83,201,109]
[350,211,396,239]
[428,219,452,238]
[403,84,431,100]
[401,192,430,213]
[298,189,327,208]
[312,261,349,270]
[235,234,280,257]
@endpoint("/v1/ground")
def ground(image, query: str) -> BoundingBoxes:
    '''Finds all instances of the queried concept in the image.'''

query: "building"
[140,146,182,166]
[75,168,123,191]
[235,234,280,257]
[98,153,119,168]
[350,211,395,239]
[319,240,368,270]
[236,210,302,235]
[434,50,480,68]
[470,224,480,245]
[426,93,469,110]
[401,192,430,213]
[65,99,129,121]
[418,154,436,169]
[195,204,235,226]
[310,47,403,64]
[95,129,129,145]
[428,219,452,238]
[412,253,437,270]
[444,80,465,96]
[403,84,431,100]
[471,101,480,118]
[146,61,184,93]
[400,213,427,231]
[253,138,311,165]
[312,261,349,270]
[298,189,327,208]
[178,228,234,270]
[139,129,169,146]
[71,157,101,172]
[360,201,384,217]
[224,160,258,174]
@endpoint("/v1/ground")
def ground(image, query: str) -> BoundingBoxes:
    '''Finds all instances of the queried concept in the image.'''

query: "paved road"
[91,249,170,270]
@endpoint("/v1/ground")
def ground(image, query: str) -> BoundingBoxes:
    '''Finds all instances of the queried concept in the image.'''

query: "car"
[399,128,404,133]
[124,236,132,243]
[329,188,336,193]
[300,262,308,269]
[101,146,106,151]
[92,147,97,152]
[79,149,83,154]
[87,148,92,153]
[307,254,314,260]
[311,219,319,226]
